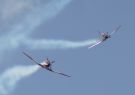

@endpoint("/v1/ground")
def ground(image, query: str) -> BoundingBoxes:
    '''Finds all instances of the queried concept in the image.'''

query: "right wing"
[110,25,122,35]
[88,40,102,49]
[22,52,40,65]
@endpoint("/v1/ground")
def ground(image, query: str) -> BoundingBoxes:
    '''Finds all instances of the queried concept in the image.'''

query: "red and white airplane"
[88,25,121,49]
[22,52,70,77]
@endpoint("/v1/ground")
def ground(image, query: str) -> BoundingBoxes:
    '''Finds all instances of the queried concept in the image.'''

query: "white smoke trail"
[10,0,72,35]
[0,0,41,33]
[0,32,25,61]
[0,31,97,51]
[24,38,98,50]
[0,65,40,95]
[0,0,72,59]
[0,0,35,20]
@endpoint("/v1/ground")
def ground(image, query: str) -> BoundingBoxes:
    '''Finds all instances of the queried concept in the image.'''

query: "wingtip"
[117,25,122,29]
[88,46,92,49]
[119,25,122,27]
[22,51,26,55]
[65,75,71,78]
[66,74,71,77]
[88,46,91,49]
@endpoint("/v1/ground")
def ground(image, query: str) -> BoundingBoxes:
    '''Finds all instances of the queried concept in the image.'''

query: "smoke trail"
[0,32,25,61]
[0,0,72,59]
[0,65,40,95]
[0,31,97,51]
[0,0,40,33]
[0,0,35,20]
[24,38,98,50]
[10,0,72,35]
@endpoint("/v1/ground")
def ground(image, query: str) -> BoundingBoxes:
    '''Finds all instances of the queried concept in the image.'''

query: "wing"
[88,40,102,49]
[48,69,71,77]
[22,52,40,65]
[110,25,122,35]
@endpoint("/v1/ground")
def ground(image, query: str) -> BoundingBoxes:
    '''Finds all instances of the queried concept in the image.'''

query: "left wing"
[88,40,102,49]
[48,69,71,77]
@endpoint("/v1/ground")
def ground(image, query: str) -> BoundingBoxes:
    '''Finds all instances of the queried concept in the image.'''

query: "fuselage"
[40,60,51,68]
[101,33,111,41]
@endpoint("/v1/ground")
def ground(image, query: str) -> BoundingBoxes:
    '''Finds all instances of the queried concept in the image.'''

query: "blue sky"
[0,0,135,95]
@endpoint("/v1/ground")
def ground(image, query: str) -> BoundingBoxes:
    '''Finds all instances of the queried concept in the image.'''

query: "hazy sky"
[0,0,135,95]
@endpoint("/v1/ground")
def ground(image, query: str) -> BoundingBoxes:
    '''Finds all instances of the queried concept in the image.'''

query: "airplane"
[22,52,71,77]
[88,25,121,49]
